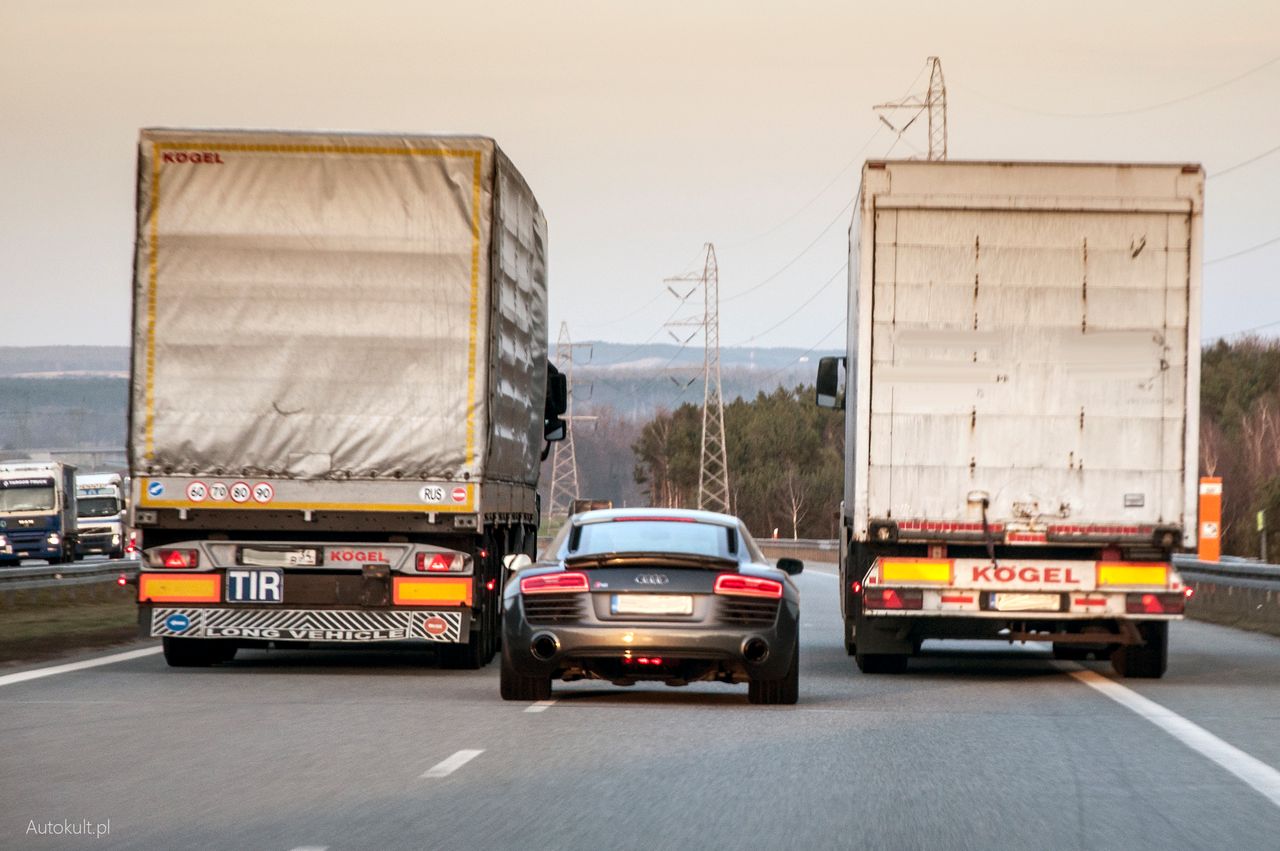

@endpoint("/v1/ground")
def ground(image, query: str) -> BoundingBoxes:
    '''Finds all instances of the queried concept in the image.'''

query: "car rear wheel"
[748,638,799,705]
[499,647,551,701]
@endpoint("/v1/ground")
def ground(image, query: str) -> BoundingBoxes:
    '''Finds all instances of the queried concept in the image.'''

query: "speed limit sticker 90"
[252,482,275,504]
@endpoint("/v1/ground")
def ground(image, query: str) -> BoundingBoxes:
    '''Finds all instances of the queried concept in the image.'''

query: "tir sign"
[226,569,283,603]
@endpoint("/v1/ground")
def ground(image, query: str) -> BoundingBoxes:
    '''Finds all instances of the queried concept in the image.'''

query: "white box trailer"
[816,160,1203,678]
[128,129,565,669]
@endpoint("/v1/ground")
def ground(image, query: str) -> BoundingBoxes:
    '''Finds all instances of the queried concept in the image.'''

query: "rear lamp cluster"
[1125,593,1187,615]
[713,575,783,599]
[146,548,199,569]
[863,587,924,610]
[415,552,465,573]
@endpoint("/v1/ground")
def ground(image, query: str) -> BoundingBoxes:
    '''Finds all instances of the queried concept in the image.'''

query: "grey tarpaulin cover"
[130,129,547,485]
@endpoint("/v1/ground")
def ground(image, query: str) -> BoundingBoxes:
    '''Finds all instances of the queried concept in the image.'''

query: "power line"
[1208,142,1280,178]
[732,261,847,346]
[721,197,852,304]
[1204,317,1280,342]
[1206,233,1280,265]
[757,317,847,387]
[957,52,1280,119]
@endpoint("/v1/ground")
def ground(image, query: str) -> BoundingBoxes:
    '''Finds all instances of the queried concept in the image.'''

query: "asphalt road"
[3,563,1279,850]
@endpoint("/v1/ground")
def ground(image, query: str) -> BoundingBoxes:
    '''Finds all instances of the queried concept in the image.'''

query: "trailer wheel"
[1111,622,1168,679]
[499,646,551,701]
[855,652,909,674]
[748,637,799,705]
[162,637,230,668]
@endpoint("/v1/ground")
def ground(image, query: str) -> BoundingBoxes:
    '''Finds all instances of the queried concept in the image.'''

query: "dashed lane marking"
[421,749,484,778]
[0,647,163,689]
[287,846,329,851]
[525,700,557,713]
[1062,664,1280,810]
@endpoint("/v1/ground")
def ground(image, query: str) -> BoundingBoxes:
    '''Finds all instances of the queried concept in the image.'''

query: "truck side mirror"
[816,356,845,409]
[545,364,568,419]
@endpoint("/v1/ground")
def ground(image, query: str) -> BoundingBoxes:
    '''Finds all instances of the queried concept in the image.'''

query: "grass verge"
[0,597,142,666]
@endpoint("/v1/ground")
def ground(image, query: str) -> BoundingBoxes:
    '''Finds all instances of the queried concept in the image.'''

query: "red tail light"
[116,573,128,587]
[147,548,199,569]
[416,552,461,573]
[1125,592,1185,615]
[863,587,923,610]
[714,574,783,599]
[1184,586,1195,599]
[521,572,589,594]
[612,516,696,523]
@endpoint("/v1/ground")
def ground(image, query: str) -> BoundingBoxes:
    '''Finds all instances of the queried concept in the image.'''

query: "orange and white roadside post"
[1198,477,1222,562]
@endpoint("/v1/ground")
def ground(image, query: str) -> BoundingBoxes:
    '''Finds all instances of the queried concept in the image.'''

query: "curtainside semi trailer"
[817,160,1203,678]
[129,128,565,668]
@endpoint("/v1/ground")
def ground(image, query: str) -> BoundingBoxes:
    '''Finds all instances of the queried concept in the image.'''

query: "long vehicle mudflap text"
[145,607,469,643]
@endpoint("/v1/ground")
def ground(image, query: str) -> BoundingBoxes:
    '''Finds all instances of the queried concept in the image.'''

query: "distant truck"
[129,129,565,668]
[817,160,1203,678]
[76,473,127,559]
[0,461,79,565]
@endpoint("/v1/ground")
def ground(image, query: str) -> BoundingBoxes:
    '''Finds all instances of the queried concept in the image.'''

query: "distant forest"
[3,340,1278,557]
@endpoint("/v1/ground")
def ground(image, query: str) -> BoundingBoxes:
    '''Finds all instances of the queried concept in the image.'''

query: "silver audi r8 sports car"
[500,507,802,704]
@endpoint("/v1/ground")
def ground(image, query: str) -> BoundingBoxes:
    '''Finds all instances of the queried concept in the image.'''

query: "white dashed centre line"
[0,647,163,688]
[525,699,557,713]
[421,749,484,778]
[1063,665,1280,810]
[287,846,329,851]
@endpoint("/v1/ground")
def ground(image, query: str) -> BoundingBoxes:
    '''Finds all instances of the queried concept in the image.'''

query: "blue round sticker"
[147,481,165,497]
[165,613,190,633]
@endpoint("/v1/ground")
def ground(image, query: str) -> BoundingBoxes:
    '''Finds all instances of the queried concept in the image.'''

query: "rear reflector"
[147,548,199,569]
[521,572,589,594]
[713,574,783,599]
[879,559,951,584]
[863,587,924,610]
[1097,563,1168,587]
[1125,592,1185,615]
[138,573,219,603]
[393,577,472,607]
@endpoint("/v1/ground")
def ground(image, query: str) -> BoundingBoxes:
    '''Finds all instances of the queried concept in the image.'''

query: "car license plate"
[239,547,318,567]
[226,569,283,603]
[991,592,1061,612]
[611,594,693,616]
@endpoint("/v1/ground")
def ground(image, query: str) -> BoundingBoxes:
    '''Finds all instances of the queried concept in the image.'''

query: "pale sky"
[2,0,1278,353]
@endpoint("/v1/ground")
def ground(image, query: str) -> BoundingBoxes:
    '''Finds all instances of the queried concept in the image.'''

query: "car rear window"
[570,519,735,559]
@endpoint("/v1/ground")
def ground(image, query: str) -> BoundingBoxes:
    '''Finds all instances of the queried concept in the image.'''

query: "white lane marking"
[287,847,329,851]
[421,749,484,778]
[1064,666,1280,809]
[0,647,163,689]
[525,699,557,713]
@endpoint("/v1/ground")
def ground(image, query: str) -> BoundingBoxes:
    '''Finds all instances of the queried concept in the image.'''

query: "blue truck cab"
[0,462,79,565]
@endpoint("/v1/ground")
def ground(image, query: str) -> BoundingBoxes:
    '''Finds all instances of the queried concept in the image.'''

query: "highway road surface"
[3,563,1280,850]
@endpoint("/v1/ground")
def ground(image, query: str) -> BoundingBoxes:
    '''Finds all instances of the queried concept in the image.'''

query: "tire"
[842,616,856,656]
[162,637,228,668]
[748,638,799,705]
[1052,645,1092,661]
[499,647,551,701]
[1111,622,1168,679]
[439,638,486,670]
[855,652,909,674]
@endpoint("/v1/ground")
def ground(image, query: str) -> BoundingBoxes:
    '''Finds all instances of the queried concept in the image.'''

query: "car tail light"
[863,587,923,610]
[520,572,589,594]
[416,552,463,573]
[1183,586,1195,599]
[1125,592,1185,615]
[117,573,128,587]
[713,574,783,599]
[147,548,199,569]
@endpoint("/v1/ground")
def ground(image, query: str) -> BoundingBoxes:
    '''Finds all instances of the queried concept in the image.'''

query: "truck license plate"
[611,594,693,615]
[240,547,318,567]
[226,569,283,603]
[990,592,1061,612]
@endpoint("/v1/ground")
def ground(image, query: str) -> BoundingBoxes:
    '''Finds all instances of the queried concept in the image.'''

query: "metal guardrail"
[0,559,140,593]
[758,538,838,551]
[1172,554,1280,589]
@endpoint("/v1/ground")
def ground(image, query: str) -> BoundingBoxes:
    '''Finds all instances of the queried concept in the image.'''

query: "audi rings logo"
[634,574,670,585]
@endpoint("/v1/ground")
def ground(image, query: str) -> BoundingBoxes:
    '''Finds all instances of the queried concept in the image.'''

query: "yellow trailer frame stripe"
[879,559,953,584]
[143,142,485,468]
[1096,563,1168,587]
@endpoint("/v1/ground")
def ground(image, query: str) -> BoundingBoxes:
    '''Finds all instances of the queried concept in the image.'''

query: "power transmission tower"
[663,244,730,513]
[874,56,948,160]
[547,322,595,517]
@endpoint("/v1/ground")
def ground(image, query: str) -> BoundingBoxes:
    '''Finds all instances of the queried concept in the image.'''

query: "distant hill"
[0,346,128,378]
